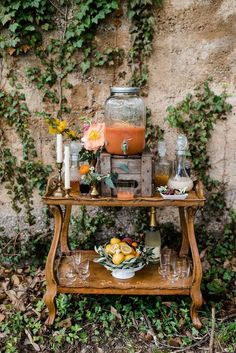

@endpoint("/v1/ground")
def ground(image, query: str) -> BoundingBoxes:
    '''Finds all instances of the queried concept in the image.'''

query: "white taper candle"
[56,134,63,163]
[64,145,70,189]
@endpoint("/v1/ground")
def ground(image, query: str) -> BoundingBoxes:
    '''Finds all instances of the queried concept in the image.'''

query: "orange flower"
[83,122,105,151]
[79,164,90,175]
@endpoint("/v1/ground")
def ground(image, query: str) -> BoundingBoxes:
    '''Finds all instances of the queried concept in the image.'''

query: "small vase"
[90,183,99,198]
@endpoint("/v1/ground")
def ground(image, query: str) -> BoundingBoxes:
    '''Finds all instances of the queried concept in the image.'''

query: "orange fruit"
[79,164,90,175]
[110,237,121,245]
[120,244,132,255]
[131,242,138,248]
[112,253,125,265]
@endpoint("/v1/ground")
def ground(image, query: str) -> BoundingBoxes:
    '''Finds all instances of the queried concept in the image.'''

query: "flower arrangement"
[94,236,154,273]
[80,165,116,189]
[45,116,105,165]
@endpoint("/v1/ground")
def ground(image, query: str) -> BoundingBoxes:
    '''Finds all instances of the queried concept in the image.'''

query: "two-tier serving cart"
[43,180,205,328]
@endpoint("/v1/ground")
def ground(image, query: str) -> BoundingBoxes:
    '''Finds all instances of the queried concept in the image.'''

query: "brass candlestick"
[53,162,65,197]
[65,188,71,198]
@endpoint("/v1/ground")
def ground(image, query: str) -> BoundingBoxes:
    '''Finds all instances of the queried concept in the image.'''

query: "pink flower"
[83,123,90,133]
[83,122,105,151]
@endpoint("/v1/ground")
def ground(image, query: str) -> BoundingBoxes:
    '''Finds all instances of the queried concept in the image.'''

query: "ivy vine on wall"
[0,89,52,224]
[0,0,232,234]
[166,79,232,219]
[0,0,162,225]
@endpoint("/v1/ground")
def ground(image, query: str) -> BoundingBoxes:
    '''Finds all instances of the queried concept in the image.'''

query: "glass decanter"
[167,135,193,192]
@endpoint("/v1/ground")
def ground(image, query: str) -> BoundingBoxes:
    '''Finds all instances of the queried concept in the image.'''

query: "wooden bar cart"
[42,180,205,328]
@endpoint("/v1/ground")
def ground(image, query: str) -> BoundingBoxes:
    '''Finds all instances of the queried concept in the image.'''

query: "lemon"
[112,253,125,265]
[120,244,132,255]
[124,254,135,261]
[110,237,121,245]
[105,244,113,254]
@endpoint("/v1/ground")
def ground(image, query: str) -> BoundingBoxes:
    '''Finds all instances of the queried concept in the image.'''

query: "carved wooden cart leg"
[44,205,63,325]
[60,205,72,254]
[179,207,190,256]
[186,207,203,329]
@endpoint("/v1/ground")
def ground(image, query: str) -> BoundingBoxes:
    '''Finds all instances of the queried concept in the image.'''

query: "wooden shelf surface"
[44,190,205,207]
[56,252,192,295]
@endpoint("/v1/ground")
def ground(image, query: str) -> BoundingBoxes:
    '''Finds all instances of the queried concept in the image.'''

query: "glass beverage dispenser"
[104,87,146,155]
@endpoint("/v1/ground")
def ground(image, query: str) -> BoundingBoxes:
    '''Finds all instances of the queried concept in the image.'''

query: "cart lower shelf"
[57,251,192,295]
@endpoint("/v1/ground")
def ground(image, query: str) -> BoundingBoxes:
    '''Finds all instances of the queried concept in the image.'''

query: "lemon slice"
[110,243,121,254]
[120,244,132,255]
[124,254,135,261]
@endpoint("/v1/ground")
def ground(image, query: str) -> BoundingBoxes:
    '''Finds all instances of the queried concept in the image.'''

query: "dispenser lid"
[110,87,139,94]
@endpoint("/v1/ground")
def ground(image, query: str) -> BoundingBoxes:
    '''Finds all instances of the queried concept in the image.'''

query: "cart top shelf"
[43,179,205,207]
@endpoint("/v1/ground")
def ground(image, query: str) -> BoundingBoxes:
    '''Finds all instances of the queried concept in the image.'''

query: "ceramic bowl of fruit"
[94,237,153,279]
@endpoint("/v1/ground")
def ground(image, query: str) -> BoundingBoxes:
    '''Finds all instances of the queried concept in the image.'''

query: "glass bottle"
[70,154,80,194]
[144,207,161,263]
[79,161,91,195]
[154,140,171,187]
[167,135,193,191]
[104,87,146,155]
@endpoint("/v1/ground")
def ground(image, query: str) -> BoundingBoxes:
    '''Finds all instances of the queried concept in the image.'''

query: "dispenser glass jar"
[104,87,146,155]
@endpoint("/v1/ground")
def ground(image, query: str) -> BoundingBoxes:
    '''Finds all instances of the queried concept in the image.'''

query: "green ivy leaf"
[80,60,91,74]
[9,22,20,33]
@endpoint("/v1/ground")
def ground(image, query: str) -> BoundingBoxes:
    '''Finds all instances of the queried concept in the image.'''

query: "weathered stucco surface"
[1,0,236,234]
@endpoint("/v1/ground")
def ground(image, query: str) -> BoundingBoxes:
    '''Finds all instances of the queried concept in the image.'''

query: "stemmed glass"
[159,248,177,279]
[159,248,191,284]
[175,257,191,279]
[56,256,77,285]
[77,259,90,280]
[72,252,90,281]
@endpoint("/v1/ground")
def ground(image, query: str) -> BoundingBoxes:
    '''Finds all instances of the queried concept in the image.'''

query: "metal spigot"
[121,139,128,155]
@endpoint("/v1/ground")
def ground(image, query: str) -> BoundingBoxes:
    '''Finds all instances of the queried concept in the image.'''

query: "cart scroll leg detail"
[44,205,63,325]
[186,207,203,329]
[179,207,190,256]
[60,205,72,254]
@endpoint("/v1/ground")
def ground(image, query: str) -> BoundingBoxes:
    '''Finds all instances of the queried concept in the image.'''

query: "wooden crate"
[100,151,153,196]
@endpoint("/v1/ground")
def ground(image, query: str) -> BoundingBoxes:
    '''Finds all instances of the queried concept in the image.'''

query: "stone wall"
[1,0,236,235]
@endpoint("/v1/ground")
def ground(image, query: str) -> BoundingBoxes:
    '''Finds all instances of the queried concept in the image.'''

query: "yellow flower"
[68,129,76,138]
[48,126,59,134]
[57,120,67,133]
